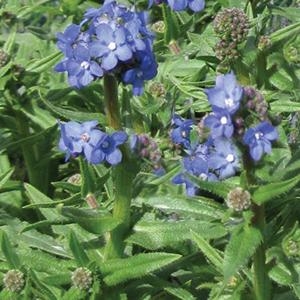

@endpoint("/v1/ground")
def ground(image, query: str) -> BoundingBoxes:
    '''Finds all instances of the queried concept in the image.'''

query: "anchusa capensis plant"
[1,0,300,299]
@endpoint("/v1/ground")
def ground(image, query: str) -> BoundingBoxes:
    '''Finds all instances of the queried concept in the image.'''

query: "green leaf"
[101,252,181,286]
[127,220,227,250]
[191,231,223,273]
[0,230,20,268]
[270,100,300,112]
[162,4,179,43]
[59,206,119,235]
[0,168,14,189]
[164,286,196,300]
[25,51,62,73]
[39,90,106,123]
[69,231,89,267]
[270,21,300,45]
[188,174,234,199]
[140,194,225,220]
[146,165,181,185]
[223,226,262,281]
[24,183,67,221]
[252,175,300,204]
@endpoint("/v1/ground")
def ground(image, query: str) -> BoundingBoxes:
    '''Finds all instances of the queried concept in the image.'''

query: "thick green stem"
[243,152,271,300]
[103,75,121,130]
[252,204,271,300]
[102,74,134,259]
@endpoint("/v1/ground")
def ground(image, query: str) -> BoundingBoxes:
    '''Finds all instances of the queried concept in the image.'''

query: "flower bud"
[0,49,9,67]
[149,82,166,98]
[3,270,25,292]
[71,267,93,290]
[226,187,251,211]
[67,173,82,185]
[151,20,165,34]
[258,35,271,51]
[85,193,98,209]
[214,8,249,44]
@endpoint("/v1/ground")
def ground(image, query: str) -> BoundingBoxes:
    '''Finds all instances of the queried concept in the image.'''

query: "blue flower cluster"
[59,120,127,165]
[171,72,278,196]
[55,0,157,95]
[149,0,205,12]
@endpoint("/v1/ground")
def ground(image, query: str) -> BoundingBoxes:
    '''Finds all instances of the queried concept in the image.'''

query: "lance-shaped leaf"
[26,51,62,73]
[0,168,14,189]
[223,226,262,281]
[140,194,225,220]
[127,220,227,250]
[58,206,119,235]
[252,175,300,204]
[100,252,181,286]
[191,231,223,273]
[164,286,196,300]
[69,231,89,267]
[0,230,20,268]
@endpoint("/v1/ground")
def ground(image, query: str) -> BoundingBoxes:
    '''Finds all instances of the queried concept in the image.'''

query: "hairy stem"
[103,74,134,259]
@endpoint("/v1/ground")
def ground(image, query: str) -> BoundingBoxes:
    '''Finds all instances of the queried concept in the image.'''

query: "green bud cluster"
[213,8,249,62]
[0,49,9,67]
[226,187,251,212]
[71,267,93,290]
[3,269,25,293]
[149,82,166,98]
[151,21,165,34]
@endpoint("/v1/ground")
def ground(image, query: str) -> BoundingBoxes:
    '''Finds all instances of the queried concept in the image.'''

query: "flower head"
[204,107,234,139]
[71,267,93,290]
[149,0,205,12]
[205,72,243,115]
[55,0,157,95]
[243,121,278,161]
[208,138,240,179]
[170,114,194,148]
[59,120,104,162]
[91,131,127,165]
[3,270,25,293]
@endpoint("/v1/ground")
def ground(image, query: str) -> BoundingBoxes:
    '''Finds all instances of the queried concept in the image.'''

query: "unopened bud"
[151,20,165,34]
[226,187,251,211]
[85,193,98,209]
[71,267,92,290]
[3,270,25,292]
[0,49,9,67]
[67,173,82,185]
[149,82,166,98]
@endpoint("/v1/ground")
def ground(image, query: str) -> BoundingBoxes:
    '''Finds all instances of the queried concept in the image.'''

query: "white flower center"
[181,130,187,138]
[220,116,228,125]
[255,132,263,140]
[225,98,234,108]
[80,133,90,142]
[108,42,117,51]
[137,71,143,78]
[200,173,208,180]
[226,154,235,162]
[102,141,109,149]
[80,61,90,69]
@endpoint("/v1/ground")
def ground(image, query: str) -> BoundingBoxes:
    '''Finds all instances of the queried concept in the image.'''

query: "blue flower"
[208,138,240,179]
[170,114,194,148]
[55,45,103,88]
[204,107,234,139]
[59,120,104,162]
[122,52,157,95]
[172,154,216,196]
[55,0,157,95]
[90,131,127,165]
[205,72,243,115]
[243,121,278,161]
[90,24,133,71]
[149,0,205,12]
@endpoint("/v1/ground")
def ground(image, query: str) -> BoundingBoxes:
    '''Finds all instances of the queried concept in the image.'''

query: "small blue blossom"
[204,107,234,139]
[90,131,127,165]
[208,138,240,179]
[205,72,243,115]
[170,114,194,148]
[55,0,157,95]
[59,120,104,162]
[243,121,278,161]
[122,52,157,95]
[149,0,205,12]
[90,24,133,71]
[55,45,103,88]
